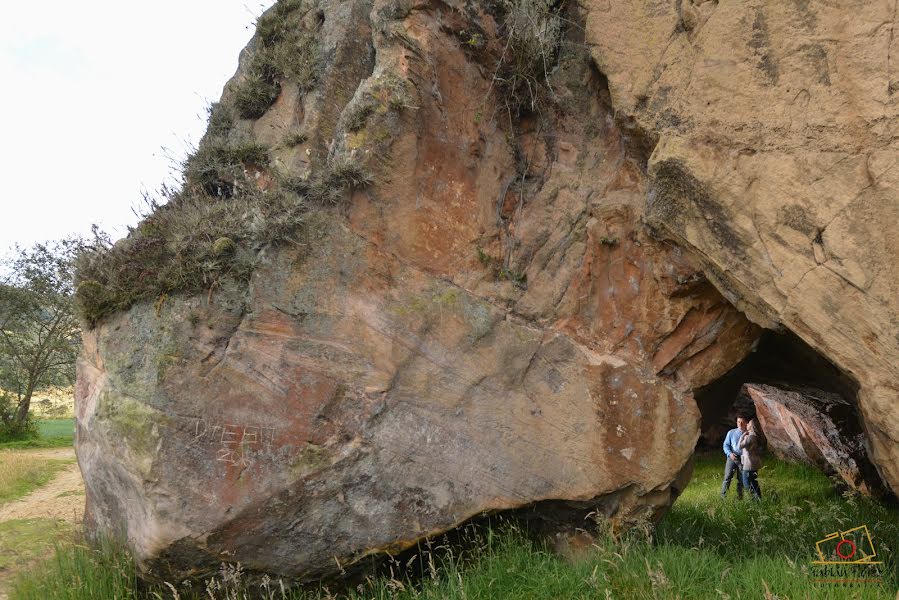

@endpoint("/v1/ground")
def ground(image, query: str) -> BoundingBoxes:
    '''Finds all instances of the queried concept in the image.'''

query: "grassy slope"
[10,454,899,599]
[0,451,71,505]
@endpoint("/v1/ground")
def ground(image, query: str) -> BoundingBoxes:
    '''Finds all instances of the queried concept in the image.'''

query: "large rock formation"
[747,383,885,496]
[74,0,898,584]
[586,0,899,493]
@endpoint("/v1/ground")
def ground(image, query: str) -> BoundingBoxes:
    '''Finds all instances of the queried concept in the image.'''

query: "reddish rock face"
[747,384,886,497]
[74,0,763,583]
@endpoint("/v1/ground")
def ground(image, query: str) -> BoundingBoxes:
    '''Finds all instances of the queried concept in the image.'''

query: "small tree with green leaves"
[0,239,82,439]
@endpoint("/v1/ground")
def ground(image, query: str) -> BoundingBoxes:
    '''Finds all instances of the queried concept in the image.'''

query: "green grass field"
[0,419,74,450]
[9,454,899,599]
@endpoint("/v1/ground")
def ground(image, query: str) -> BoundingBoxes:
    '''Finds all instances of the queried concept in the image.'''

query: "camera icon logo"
[812,525,882,565]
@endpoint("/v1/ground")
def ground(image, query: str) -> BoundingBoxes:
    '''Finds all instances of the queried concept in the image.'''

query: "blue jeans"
[742,469,761,500]
[720,456,743,498]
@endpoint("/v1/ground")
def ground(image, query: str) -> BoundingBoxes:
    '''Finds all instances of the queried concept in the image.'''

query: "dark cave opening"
[695,329,859,446]
[692,328,889,497]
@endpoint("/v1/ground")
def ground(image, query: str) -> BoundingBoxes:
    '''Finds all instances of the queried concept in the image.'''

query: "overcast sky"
[0,0,276,251]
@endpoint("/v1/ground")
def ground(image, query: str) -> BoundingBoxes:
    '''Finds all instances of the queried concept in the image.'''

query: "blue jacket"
[723,428,743,460]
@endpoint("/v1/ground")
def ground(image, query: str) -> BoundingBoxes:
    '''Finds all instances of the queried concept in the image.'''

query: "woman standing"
[739,420,763,501]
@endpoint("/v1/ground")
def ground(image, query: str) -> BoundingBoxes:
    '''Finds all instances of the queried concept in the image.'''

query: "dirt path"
[0,448,84,599]
[0,448,84,524]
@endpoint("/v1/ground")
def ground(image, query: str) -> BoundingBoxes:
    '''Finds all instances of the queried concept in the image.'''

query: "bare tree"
[0,239,82,436]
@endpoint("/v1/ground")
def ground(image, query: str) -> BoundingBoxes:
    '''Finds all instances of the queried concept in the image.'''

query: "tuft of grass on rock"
[233,72,282,120]
[341,72,415,134]
[75,187,303,326]
[75,143,370,326]
[232,0,322,120]
[183,139,270,198]
[205,102,235,138]
[284,131,308,147]
[325,156,374,190]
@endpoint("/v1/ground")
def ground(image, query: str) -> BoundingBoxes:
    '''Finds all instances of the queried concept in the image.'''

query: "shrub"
[0,392,37,442]
[494,0,565,116]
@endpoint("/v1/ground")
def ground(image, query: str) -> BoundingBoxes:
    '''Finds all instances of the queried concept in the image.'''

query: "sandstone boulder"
[75,0,899,585]
[747,383,885,496]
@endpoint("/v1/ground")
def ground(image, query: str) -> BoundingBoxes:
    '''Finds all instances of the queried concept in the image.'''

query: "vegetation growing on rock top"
[73,0,376,328]
[73,0,566,328]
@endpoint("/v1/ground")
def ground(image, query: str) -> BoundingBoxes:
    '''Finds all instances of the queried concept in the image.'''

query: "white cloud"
[0,0,275,249]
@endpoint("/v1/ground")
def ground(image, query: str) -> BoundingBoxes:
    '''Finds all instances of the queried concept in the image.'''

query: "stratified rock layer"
[747,383,885,496]
[75,0,899,584]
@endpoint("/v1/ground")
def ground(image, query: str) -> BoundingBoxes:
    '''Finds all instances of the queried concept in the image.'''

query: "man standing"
[720,416,747,499]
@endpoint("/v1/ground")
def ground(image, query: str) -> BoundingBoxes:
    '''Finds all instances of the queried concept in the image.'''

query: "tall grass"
[9,454,899,599]
[10,538,140,600]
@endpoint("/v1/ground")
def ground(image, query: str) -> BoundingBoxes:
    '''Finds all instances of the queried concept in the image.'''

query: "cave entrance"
[691,328,887,496]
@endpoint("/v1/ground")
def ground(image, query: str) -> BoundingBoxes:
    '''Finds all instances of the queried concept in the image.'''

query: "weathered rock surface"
[75,0,899,584]
[748,383,885,496]
[585,0,899,494]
